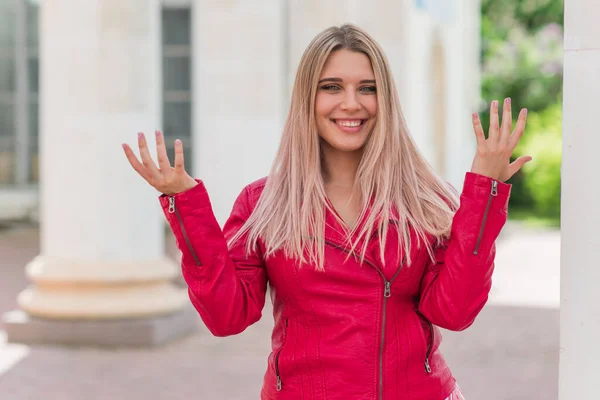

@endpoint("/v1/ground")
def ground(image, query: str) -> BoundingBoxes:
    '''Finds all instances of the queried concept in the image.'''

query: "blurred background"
[0,0,562,399]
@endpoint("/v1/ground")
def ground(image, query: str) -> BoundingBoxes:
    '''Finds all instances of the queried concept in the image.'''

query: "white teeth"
[336,120,362,127]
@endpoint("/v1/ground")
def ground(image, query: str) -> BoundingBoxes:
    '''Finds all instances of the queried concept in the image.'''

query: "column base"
[17,282,189,319]
[2,304,200,347]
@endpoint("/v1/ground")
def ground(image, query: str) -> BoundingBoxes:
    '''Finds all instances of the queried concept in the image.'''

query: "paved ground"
[0,222,560,400]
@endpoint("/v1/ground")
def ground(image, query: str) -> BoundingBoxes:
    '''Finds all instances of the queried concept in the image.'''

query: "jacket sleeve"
[158,181,267,337]
[418,172,511,331]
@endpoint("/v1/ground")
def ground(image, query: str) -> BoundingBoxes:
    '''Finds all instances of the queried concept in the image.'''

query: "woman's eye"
[319,85,376,93]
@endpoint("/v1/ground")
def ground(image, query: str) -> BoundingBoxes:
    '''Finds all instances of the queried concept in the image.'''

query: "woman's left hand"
[470,98,532,182]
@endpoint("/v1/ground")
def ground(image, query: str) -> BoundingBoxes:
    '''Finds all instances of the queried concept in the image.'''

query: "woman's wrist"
[162,177,199,196]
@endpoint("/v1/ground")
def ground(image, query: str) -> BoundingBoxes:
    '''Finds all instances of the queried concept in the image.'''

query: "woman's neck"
[321,146,363,191]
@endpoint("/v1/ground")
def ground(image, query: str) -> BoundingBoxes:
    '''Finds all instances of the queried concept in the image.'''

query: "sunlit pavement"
[0,222,559,400]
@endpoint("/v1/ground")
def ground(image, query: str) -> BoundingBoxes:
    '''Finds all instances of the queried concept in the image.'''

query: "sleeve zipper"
[168,197,202,266]
[473,180,498,255]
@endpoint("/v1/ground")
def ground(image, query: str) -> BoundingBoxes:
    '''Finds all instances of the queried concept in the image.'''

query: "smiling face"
[315,49,378,156]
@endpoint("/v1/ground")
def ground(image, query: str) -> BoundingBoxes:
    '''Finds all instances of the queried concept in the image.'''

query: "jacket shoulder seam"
[244,177,267,208]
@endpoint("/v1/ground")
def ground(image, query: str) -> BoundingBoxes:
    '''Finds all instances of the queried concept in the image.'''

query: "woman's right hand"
[122,131,198,195]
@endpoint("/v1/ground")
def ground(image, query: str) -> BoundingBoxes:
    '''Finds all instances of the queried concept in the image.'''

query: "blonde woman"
[123,24,530,400]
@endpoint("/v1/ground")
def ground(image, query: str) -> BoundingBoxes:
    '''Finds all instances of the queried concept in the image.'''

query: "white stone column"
[191,1,285,225]
[560,1,600,397]
[443,0,480,190]
[4,0,189,338]
[402,0,479,190]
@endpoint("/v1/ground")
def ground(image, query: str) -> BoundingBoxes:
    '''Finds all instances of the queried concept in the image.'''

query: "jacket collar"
[322,201,402,267]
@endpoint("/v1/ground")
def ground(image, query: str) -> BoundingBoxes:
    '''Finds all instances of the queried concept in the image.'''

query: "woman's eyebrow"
[318,77,343,84]
[318,78,377,84]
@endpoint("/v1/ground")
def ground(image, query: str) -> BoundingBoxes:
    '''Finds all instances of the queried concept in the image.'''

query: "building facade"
[0,0,515,355]
[0,0,480,224]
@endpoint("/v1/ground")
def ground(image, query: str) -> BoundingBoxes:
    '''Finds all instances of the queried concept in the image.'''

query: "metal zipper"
[324,239,405,400]
[425,319,434,374]
[168,197,201,266]
[415,309,434,374]
[472,180,498,255]
[274,318,289,391]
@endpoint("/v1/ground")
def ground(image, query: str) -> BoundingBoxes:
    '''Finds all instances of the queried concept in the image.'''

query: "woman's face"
[315,49,378,155]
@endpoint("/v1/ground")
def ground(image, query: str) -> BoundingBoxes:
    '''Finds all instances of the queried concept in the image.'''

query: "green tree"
[480,0,563,217]
[515,101,562,219]
[482,0,564,36]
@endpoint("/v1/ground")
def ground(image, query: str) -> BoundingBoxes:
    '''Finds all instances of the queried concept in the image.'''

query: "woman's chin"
[321,138,367,154]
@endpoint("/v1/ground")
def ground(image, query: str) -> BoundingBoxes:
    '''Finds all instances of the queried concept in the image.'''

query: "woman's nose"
[341,91,361,111]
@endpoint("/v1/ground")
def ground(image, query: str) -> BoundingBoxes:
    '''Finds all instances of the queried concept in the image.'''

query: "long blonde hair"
[229,24,459,270]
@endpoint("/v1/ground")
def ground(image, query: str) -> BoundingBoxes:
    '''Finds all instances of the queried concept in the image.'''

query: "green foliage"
[482,0,564,36]
[515,102,562,218]
[481,25,563,114]
[480,0,563,220]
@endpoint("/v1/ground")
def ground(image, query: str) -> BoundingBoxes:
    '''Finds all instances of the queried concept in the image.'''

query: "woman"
[123,25,530,400]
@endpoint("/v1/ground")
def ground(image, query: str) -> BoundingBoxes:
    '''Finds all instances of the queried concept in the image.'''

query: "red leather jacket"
[159,172,510,400]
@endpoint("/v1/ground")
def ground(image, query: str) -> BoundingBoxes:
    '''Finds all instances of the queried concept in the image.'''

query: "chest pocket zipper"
[275,318,289,391]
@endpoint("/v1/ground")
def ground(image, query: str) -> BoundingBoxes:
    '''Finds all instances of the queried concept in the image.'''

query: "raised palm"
[122,131,197,195]
[470,98,532,182]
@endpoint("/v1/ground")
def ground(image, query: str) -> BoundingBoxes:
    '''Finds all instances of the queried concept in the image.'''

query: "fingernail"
[121,143,127,150]
[472,112,479,120]
[523,109,528,117]
[175,139,181,145]
[155,130,161,138]
[138,132,143,139]
[506,97,511,105]
[492,100,498,109]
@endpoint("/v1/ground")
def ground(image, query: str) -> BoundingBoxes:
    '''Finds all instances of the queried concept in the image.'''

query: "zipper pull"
[168,197,175,213]
[384,281,391,298]
[425,358,432,374]
[276,376,282,391]
[491,180,498,196]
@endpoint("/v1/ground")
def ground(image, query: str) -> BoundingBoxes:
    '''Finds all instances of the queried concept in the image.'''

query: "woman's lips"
[331,119,366,134]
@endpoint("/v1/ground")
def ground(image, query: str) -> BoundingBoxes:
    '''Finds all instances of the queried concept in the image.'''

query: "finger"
[122,143,150,180]
[154,130,171,170]
[500,97,512,143]
[138,132,160,177]
[488,100,500,142]
[472,113,486,148]
[506,155,533,180]
[173,139,186,173]
[509,108,528,150]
